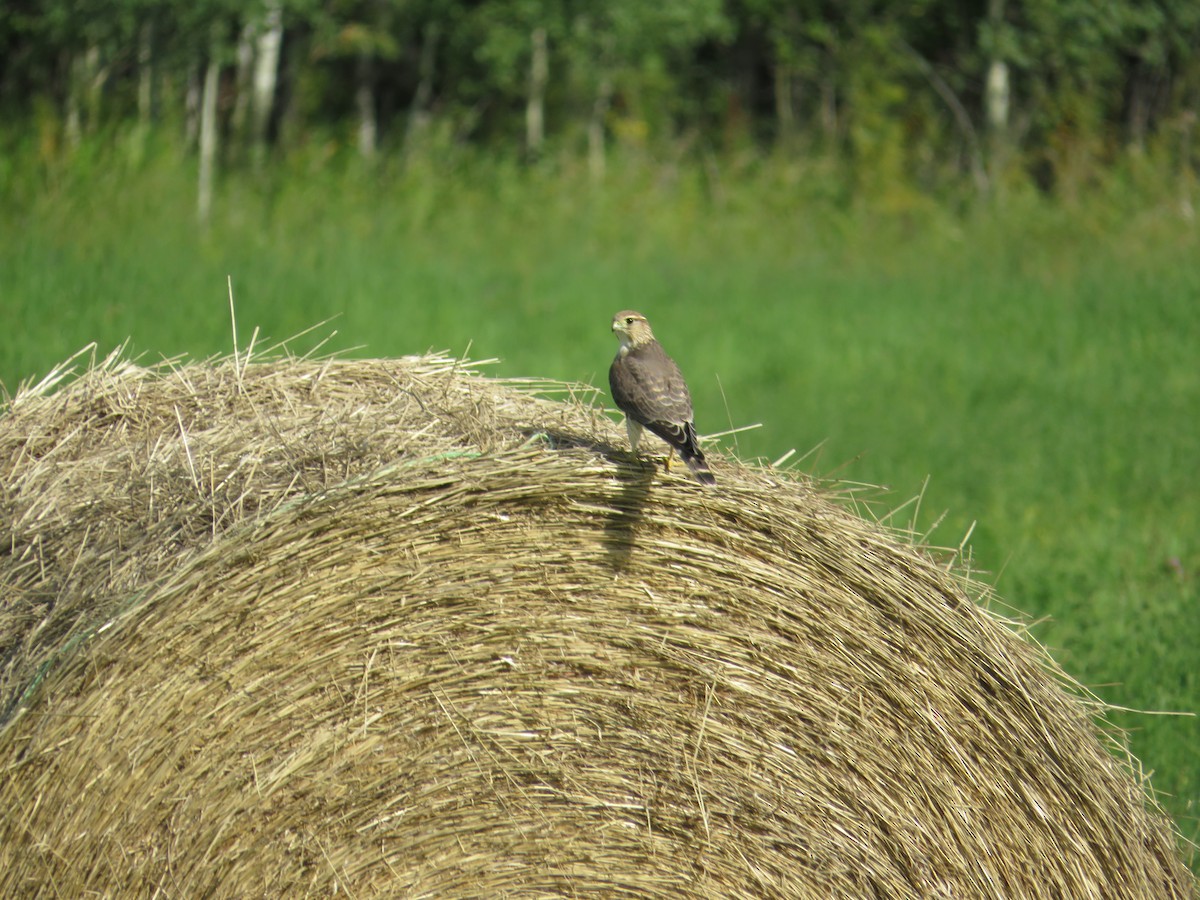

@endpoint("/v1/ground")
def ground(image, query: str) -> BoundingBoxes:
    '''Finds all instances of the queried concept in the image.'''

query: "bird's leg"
[664,447,675,473]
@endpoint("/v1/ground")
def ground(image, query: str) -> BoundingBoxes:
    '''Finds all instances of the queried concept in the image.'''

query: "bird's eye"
[625,317,635,324]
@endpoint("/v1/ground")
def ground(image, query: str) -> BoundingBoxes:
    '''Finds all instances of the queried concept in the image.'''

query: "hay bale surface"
[0,349,1193,898]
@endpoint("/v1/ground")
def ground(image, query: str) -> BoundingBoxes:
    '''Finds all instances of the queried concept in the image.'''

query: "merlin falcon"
[609,310,716,485]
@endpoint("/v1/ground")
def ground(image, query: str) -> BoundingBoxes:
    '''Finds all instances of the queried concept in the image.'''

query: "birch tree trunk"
[774,63,795,145]
[65,53,83,149]
[197,36,222,224]
[1126,62,1150,154]
[84,45,103,133]
[984,0,1010,187]
[587,75,612,182]
[231,23,255,151]
[526,27,548,160]
[356,52,377,160]
[185,61,202,148]
[66,45,101,148]
[985,60,1010,134]
[406,22,439,147]
[251,0,283,169]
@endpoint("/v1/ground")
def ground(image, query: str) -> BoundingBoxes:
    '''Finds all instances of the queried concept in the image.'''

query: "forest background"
[1,0,1197,868]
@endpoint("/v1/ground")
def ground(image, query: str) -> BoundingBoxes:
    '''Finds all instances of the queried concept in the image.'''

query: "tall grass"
[2,136,1197,859]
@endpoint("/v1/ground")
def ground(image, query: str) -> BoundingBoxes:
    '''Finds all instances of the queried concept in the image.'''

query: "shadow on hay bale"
[0,348,1194,898]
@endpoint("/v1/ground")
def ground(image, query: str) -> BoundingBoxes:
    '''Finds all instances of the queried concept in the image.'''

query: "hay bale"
[0,348,1193,898]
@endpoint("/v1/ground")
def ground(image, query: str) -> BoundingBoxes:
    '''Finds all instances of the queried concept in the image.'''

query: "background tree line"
[2,0,1198,210]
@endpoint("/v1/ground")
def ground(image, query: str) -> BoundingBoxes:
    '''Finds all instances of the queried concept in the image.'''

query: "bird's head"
[611,310,654,350]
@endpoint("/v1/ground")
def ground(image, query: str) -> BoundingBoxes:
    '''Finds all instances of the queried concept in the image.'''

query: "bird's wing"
[610,342,696,449]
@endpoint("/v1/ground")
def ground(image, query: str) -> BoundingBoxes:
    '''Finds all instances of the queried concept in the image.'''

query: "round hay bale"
[0,348,1193,898]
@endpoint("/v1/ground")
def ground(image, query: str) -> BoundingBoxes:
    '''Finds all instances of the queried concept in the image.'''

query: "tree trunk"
[526,26,548,160]
[406,21,440,146]
[84,45,103,133]
[185,60,202,148]
[231,22,255,152]
[198,36,222,224]
[984,0,1010,188]
[985,58,1010,184]
[774,61,795,145]
[774,11,801,147]
[356,52,377,160]
[588,75,612,182]
[1126,61,1155,154]
[985,60,1010,134]
[65,53,83,148]
[66,45,102,148]
[251,0,283,169]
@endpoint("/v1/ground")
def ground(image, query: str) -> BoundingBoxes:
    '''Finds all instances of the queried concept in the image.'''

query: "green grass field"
[2,140,1197,860]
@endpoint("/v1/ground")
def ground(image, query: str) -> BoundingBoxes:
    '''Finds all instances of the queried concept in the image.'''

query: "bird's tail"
[684,451,716,485]
[677,422,716,485]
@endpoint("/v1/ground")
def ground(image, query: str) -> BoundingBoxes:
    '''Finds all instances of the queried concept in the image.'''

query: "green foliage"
[3,0,1199,194]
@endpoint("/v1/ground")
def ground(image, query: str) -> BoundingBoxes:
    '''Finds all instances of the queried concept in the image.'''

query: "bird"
[609,310,716,485]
